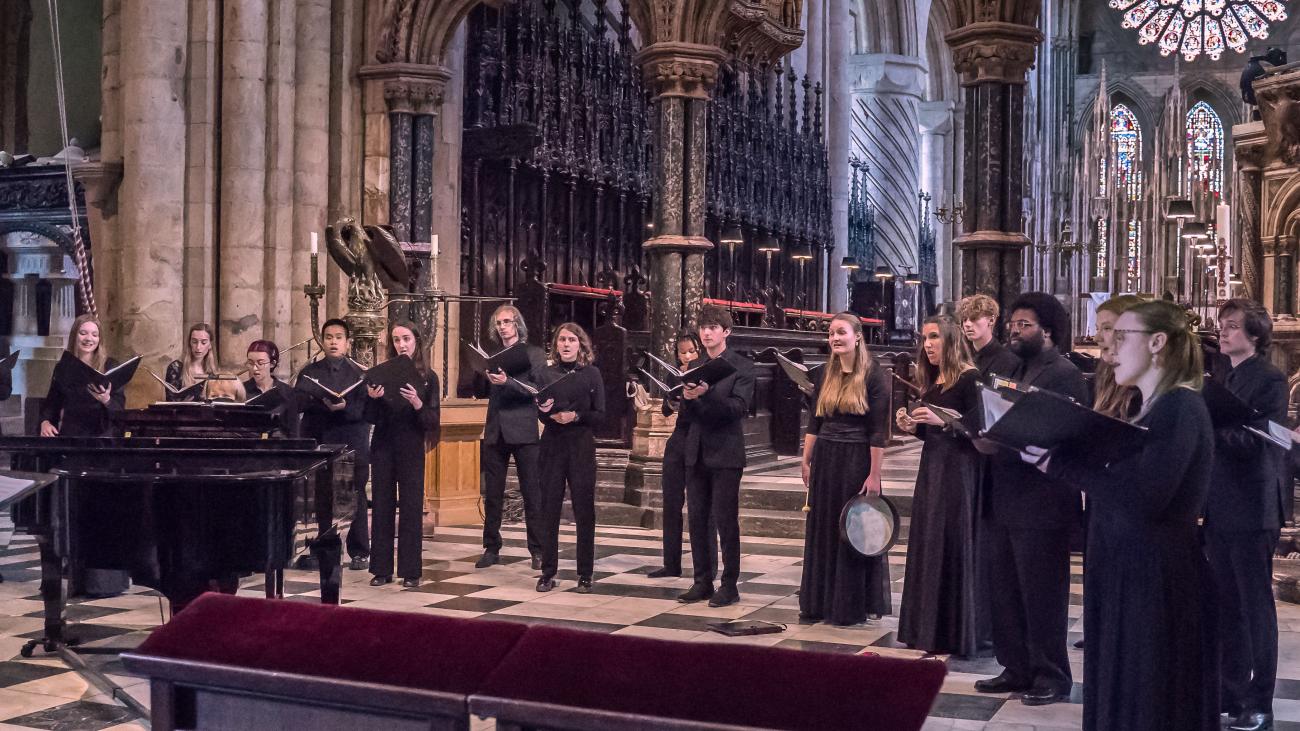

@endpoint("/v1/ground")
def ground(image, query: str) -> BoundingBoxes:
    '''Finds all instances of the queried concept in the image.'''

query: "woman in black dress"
[41,314,129,596]
[799,312,890,625]
[1028,300,1217,731]
[242,340,299,437]
[365,321,440,588]
[895,315,982,656]
[536,322,605,594]
[164,323,216,401]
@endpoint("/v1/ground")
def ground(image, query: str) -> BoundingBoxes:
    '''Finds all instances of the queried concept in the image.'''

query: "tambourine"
[839,494,900,557]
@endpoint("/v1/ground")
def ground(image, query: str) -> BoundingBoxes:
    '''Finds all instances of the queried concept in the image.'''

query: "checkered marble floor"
[0,441,1297,729]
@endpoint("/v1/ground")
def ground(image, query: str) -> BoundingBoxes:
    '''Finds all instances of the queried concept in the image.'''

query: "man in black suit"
[678,305,755,608]
[1207,299,1287,731]
[477,305,549,571]
[975,292,1087,706]
[958,293,1020,380]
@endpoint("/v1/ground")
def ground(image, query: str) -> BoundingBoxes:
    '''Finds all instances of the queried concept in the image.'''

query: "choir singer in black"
[477,305,548,571]
[678,305,754,608]
[365,322,440,587]
[957,294,1019,379]
[296,319,370,571]
[1025,300,1217,731]
[242,340,299,437]
[975,292,1086,706]
[799,312,890,625]
[1205,299,1286,731]
[535,323,604,593]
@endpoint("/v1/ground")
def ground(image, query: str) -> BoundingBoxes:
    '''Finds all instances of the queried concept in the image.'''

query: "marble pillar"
[1234,125,1266,304]
[919,100,955,300]
[826,11,853,312]
[850,54,926,275]
[218,0,268,365]
[945,22,1042,311]
[636,43,723,359]
[115,0,187,379]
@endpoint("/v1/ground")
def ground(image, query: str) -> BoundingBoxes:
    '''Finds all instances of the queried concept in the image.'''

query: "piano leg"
[312,530,343,605]
[264,570,285,599]
[22,527,66,657]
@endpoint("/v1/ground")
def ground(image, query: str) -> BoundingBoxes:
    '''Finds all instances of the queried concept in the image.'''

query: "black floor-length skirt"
[897,429,982,655]
[799,439,891,625]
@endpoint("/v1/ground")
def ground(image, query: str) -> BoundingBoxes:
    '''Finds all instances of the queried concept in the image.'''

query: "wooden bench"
[123,594,947,731]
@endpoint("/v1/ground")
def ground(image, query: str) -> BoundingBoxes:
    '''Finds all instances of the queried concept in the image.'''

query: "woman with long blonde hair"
[164,323,217,401]
[1093,295,1144,418]
[798,312,891,625]
[895,315,985,656]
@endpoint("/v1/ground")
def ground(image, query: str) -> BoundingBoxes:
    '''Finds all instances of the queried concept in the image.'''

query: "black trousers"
[1206,528,1279,714]
[686,463,742,587]
[369,434,425,580]
[539,428,596,579]
[981,521,1072,691]
[321,423,371,559]
[481,440,542,558]
[661,437,715,575]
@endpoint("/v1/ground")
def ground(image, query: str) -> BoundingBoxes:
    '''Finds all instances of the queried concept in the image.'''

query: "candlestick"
[311,231,318,255]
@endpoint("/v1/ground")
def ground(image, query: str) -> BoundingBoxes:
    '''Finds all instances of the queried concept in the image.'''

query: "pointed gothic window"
[1097,104,1144,288]
[1186,101,1224,196]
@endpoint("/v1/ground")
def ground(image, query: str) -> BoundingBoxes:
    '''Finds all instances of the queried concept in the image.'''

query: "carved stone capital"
[641,234,715,254]
[359,63,451,116]
[953,229,1032,250]
[635,43,727,100]
[70,161,123,212]
[944,22,1043,86]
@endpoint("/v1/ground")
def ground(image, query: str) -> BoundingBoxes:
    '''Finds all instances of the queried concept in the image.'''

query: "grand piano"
[0,403,352,717]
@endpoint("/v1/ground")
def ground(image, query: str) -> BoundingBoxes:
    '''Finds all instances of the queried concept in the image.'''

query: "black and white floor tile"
[0,441,1294,729]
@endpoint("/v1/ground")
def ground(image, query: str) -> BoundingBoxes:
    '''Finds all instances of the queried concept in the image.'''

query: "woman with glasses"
[242,340,300,437]
[1024,300,1217,731]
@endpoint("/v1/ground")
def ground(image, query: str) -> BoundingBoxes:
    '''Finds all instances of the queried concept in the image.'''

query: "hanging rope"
[45,0,98,318]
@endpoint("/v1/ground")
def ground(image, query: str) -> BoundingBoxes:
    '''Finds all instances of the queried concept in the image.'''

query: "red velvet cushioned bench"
[121,593,529,731]
[469,625,948,731]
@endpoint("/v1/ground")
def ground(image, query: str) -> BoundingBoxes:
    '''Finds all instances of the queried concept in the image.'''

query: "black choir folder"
[145,368,206,400]
[295,372,364,403]
[1201,378,1261,428]
[642,351,736,388]
[464,341,533,377]
[972,381,1147,464]
[58,351,141,391]
[365,354,424,410]
[509,370,579,407]
[771,351,823,397]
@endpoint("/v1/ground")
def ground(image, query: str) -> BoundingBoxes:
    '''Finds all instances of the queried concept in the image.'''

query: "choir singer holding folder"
[1203,299,1287,731]
[1022,300,1217,731]
[974,293,1085,706]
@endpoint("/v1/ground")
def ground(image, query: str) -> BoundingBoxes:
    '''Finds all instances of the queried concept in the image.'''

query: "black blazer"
[682,348,755,470]
[41,355,126,437]
[973,339,1020,380]
[296,356,367,439]
[987,347,1089,529]
[1206,354,1288,533]
[484,343,548,446]
[537,362,605,436]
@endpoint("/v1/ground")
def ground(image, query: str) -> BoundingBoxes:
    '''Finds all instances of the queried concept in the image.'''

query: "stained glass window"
[1127,220,1141,289]
[1187,101,1224,195]
[1097,104,1145,280]
[1111,0,1287,61]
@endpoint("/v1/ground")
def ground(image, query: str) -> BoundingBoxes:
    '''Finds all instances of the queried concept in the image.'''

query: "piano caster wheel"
[19,639,44,658]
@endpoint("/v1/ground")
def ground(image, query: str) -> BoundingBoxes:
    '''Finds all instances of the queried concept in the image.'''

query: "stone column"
[826,6,852,312]
[1234,128,1266,304]
[919,100,955,299]
[635,43,723,359]
[218,0,268,365]
[115,0,187,376]
[945,22,1043,311]
[291,0,331,373]
[850,54,926,275]
[385,82,415,242]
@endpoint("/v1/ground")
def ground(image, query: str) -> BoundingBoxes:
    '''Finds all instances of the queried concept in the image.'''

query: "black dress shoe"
[531,556,542,571]
[369,575,392,586]
[677,583,714,603]
[536,576,555,592]
[647,566,681,578]
[1021,684,1071,706]
[708,585,740,607]
[400,578,420,588]
[1072,637,1084,649]
[575,577,593,594]
[475,550,499,569]
[1228,711,1274,731]
[349,556,369,571]
[973,672,1031,694]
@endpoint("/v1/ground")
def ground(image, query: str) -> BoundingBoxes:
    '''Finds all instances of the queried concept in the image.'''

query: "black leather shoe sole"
[708,590,740,608]
[575,578,593,594]
[536,577,555,592]
[677,585,714,603]
[1020,690,1070,706]
[1228,712,1274,731]
[401,578,419,588]
[348,557,369,571]
[974,678,1031,694]
[369,576,392,586]
[475,552,499,569]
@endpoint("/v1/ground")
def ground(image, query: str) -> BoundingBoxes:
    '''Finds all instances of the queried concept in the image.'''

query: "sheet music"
[1245,421,1293,450]
[980,386,1014,430]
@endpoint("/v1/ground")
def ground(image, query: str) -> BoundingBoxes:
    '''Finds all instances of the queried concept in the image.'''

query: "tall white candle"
[432,234,439,259]
[310,231,318,255]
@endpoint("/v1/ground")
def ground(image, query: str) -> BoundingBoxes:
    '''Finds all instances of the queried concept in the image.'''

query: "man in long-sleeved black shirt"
[958,294,1020,380]
[297,319,371,571]
[1207,299,1287,731]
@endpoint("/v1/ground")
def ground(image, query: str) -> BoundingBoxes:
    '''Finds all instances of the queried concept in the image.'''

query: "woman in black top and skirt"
[41,314,129,596]
[242,340,299,438]
[536,322,605,594]
[365,321,440,588]
[895,315,983,656]
[1026,300,1217,731]
[799,312,890,625]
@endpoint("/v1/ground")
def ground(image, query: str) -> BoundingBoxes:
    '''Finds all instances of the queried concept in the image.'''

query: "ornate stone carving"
[1256,69,1300,167]
[636,43,725,99]
[945,22,1042,86]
